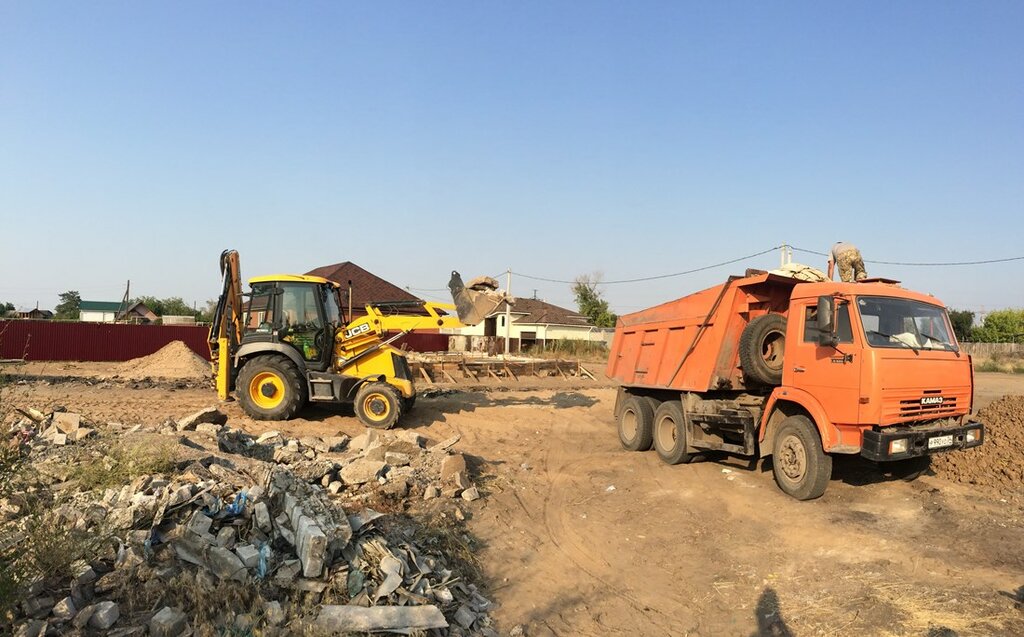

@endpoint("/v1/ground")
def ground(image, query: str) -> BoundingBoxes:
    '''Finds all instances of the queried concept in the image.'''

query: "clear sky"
[2,2,1021,317]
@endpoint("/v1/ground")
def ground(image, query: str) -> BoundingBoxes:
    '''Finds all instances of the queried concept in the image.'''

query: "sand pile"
[930,395,1024,496]
[114,341,211,381]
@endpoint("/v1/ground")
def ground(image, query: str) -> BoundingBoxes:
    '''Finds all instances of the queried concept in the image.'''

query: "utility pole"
[504,269,512,356]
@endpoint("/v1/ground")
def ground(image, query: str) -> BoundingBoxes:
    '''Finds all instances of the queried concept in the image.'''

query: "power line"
[790,246,1024,267]
[513,245,785,285]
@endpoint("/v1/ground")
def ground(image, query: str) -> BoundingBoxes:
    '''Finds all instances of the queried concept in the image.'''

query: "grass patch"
[70,440,180,491]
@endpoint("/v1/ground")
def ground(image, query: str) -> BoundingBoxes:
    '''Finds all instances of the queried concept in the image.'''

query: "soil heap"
[113,341,211,382]
[930,395,1024,497]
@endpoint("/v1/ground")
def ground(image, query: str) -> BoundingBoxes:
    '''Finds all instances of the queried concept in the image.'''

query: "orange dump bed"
[606,272,800,392]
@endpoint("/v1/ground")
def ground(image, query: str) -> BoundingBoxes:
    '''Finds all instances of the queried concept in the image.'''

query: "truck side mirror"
[816,296,839,347]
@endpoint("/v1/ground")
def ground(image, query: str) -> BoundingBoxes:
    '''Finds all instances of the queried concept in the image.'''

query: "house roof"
[305,262,422,311]
[80,301,124,312]
[491,298,591,327]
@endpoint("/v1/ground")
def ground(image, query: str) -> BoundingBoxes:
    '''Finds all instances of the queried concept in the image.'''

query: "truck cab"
[777,282,981,461]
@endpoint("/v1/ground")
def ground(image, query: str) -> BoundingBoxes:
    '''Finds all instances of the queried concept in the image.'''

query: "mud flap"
[448,271,510,326]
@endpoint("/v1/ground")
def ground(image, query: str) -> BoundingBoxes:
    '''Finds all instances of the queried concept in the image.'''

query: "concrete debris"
[3,410,490,636]
[175,406,228,431]
[149,606,188,637]
[314,604,449,632]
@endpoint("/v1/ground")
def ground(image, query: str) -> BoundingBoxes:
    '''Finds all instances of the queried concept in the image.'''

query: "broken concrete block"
[51,596,76,622]
[325,435,349,452]
[275,559,301,584]
[52,411,82,434]
[385,451,411,466]
[328,480,343,494]
[216,526,237,549]
[423,485,440,500]
[73,604,96,629]
[71,427,95,441]
[88,601,119,630]
[454,471,471,489]
[71,560,97,586]
[294,514,328,577]
[314,605,448,633]
[461,486,481,501]
[349,430,381,452]
[454,603,477,629]
[254,501,272,532]
[52,432,68,446]
[176,407,227,431]
[13,620,45,637]
[440,454,467,480]
[196,423,223,436]
[442,486,463,499]
[149,606,188,637]
[432,434,461,453]
[235,544,260,569]
[22,596,54,619]
[208,546,247,582]
[340,459,387,485]
[382,480,409,498]
[256,431,282,445]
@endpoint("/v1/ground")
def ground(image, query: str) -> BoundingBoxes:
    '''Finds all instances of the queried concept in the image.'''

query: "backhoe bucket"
[449,271,510,326]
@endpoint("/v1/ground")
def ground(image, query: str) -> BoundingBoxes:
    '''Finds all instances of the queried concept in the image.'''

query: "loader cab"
[244,275,343,372]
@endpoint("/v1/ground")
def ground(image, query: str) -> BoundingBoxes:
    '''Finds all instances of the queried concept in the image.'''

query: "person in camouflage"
[827,242,867,282]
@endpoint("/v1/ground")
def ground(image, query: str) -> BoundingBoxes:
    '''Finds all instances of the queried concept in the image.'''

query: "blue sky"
[2,2,1021,317]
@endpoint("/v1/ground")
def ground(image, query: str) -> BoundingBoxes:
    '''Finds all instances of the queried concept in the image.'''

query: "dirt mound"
[930,395,1024,496]
[113,341,211,381]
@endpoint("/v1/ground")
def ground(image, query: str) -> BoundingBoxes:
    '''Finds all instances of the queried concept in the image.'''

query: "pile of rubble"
[2,407,499,636]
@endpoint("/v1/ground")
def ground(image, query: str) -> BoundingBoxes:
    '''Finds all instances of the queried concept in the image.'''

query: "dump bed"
[606,272,801,392]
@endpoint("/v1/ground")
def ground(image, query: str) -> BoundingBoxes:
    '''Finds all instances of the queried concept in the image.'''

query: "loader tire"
[618,396,654,451]
[355,382,403,430]
[771,415,832,500]
[653,401,692,465]
[740,313,787,386]
[237,355,307,421]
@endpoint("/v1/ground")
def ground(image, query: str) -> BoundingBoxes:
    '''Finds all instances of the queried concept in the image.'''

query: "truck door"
[788,300,861,426]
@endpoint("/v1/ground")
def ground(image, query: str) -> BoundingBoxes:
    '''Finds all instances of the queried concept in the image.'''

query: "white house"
[449,298,613,351]
[79,301,123,323]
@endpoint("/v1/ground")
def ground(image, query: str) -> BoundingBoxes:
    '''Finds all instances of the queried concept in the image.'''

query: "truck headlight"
[965,428,981,443]
[889,439,908,454]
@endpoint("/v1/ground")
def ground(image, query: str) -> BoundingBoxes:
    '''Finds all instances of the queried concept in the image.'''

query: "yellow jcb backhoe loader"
[208,250,506,428]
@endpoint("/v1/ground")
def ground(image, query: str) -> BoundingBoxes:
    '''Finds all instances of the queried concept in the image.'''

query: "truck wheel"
[237,355,307,421]
[618,396,654,451]
[740,314,787,386]
[653,402,692,465]
[355,382,403,429]
[771,415,832,500]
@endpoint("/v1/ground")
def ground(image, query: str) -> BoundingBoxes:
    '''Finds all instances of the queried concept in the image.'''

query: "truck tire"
[355,382,404,430]
[618,396,654,451]
[771,415,832,500]
[740,313,787,386]
[237,354,307,421]
[653,401,692,465]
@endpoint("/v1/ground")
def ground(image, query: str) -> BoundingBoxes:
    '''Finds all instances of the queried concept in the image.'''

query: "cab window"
[803,304,853,344]
[245,283,276,334]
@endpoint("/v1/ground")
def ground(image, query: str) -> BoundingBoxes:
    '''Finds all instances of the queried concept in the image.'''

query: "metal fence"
[0,320,450,362]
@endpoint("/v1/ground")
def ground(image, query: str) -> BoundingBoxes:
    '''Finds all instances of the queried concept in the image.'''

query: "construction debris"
[3,406,494,635]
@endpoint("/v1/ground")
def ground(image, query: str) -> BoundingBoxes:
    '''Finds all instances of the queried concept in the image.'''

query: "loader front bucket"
[449,271,510,326]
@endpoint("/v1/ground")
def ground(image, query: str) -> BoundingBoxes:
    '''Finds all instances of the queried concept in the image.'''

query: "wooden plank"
[419,367,434,385]
[503,364,519,382]
[554,361,568,380]
[460,362,479,381]
[487,366,502,381]
[579,364,597,380]
[441,369,458,383]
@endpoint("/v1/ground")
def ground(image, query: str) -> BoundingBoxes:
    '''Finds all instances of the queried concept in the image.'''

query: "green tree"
[0,302,14,317]
[54,290,81,320]
[132,296,197,318]
[948,309,975,343]
[971,309,1024,343]
[572,274,617,328]
[196,299,218,323]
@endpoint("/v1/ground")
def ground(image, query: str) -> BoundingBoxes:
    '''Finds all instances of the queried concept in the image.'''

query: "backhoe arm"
[209,249,244,399]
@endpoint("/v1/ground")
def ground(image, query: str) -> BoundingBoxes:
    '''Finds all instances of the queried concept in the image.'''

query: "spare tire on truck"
[739,313,787,386]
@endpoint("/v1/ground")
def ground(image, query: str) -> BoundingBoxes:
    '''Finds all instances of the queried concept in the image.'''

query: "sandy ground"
[3,366,1024,635]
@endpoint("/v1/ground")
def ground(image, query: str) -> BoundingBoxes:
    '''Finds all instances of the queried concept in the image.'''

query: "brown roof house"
[449,297,613,352]
[305,261,424,318]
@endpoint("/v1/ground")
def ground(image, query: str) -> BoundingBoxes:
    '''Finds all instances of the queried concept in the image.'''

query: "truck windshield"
[857,296,957,351]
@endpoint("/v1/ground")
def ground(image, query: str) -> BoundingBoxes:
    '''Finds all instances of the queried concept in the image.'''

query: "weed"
[70,440,179,491]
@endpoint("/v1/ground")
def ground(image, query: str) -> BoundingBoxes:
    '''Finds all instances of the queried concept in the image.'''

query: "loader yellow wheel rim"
[362,392,391,422]
[249,372,285,410]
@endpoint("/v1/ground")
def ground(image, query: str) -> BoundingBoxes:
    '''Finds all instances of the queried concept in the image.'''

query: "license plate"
[928,435,954,449]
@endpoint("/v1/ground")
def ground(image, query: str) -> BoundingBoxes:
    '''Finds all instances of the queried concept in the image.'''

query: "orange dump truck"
[606,270,984,500]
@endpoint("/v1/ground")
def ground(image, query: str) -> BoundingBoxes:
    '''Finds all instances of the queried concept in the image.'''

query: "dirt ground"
[3,364,1024,636]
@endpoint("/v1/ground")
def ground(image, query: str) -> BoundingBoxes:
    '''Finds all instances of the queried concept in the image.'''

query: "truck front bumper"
[860,420,984,462]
